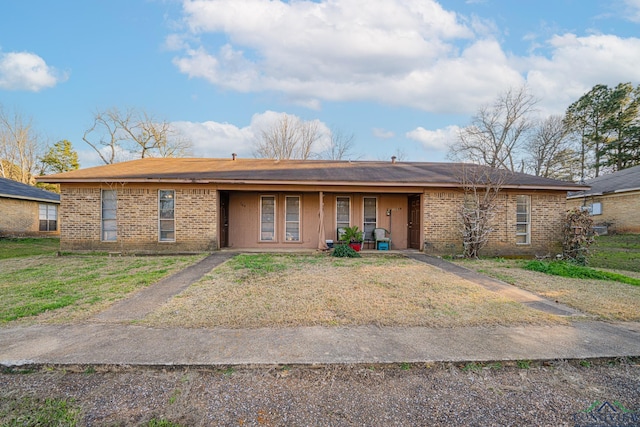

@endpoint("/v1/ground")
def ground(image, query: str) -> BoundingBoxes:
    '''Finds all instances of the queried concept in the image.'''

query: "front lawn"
[456,258,640,321]
[0,237,60,259]
[142,254,561,329]
[590,234,640,272]
[0,254,203,324]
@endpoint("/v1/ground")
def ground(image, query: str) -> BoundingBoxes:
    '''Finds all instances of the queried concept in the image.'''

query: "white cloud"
[172,111,331,158]
[170,0,640,115]
[623,0,640,22]
[406,125,460,152]
[523,34,640,114]
[0,51,66,91]
[373,128,395,139]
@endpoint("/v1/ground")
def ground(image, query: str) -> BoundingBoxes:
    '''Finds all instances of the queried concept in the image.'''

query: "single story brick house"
[37,157,587,255]
[0,177,60,237]
[567,164,640,234]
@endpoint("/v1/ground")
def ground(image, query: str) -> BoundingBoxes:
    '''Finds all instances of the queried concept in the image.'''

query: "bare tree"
[0,104,43,184]
[450,86,538,172]
[254,114,321,160]
[457,165,506,258]
[322,128,357,160]
[83,107,192,164]
[525,115,579,181]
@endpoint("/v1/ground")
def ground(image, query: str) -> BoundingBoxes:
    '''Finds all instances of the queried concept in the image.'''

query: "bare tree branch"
[450,86,538,172]
[254,114,321,160]
[83,107,192,164]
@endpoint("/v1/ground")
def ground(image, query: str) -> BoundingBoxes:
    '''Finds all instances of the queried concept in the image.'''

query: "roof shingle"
[37,157,588,191]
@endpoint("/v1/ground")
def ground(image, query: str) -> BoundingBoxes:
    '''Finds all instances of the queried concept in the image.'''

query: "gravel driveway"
[2,361,639,426]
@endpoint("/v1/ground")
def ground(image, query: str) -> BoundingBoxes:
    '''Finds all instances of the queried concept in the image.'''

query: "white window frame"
[39,204,58,232]
[516,195,530,245]
[101,189,117,241]
[363,196,377,241]
[260,195,276,242]
[159,190,176,242]
[336,196,351,239]
[285,195,301,242]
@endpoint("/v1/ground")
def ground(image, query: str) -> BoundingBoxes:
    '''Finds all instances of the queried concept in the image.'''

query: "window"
[582,202,602,216]
[101,190,117,241]
[516,195,530,244]
[260,196,276,241]
[285,196,300,241]
[39,204,57,232]
[159,190,175,242]
[336,196,350,238]
[363,197,377,241]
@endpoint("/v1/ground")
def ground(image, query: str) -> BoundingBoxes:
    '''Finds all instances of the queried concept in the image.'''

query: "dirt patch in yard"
[142,254,562,329]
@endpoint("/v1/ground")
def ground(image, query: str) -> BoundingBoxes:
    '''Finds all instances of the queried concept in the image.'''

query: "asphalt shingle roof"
[568,165,640,198]
[37,157,587,191]
[0,177,60,203]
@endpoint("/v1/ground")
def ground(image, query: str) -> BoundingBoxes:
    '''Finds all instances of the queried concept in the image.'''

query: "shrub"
[332,244,360,258]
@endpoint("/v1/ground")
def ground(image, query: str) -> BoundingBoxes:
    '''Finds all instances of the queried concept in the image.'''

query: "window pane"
[102,190,117,241]
[363,197,376,240]
[285,197,299,221]
[336,197,350,223]
[261,197,275,241]
[159,191,175,241]
[39,220,48,231]
[48,220,57,231]
[515,195,530,245]
[39,205,47,220]
[285,197,300,241]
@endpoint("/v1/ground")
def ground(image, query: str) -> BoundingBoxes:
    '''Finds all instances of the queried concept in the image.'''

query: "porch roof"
[37,157,588,191]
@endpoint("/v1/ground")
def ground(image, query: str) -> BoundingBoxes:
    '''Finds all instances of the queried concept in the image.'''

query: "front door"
[408,195,421,249]
[219,191,229,248]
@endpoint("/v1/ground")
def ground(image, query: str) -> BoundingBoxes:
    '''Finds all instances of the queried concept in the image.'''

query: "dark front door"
[220,191,229,248]
[408,195,421,249]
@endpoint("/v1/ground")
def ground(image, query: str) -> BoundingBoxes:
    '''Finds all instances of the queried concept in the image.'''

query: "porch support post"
[318,191,328,250]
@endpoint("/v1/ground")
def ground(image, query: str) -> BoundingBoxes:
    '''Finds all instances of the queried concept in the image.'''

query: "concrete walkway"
[1,252,639,367]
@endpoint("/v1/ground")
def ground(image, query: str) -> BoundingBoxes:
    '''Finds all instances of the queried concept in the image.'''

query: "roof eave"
[38,177,588,191]
[0,193,60,204]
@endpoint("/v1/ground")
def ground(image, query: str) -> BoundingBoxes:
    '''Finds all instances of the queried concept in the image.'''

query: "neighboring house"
[567,165,640,234]
[38,157,586,255]
[0,177,60,237]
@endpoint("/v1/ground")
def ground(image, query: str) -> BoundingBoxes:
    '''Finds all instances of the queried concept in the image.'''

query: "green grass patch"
[229,254,288,275]
[0,238,59,259]
[0,395,81,426]
[523,260,640,286]
[590,234,640,272]
[0,255,202,324]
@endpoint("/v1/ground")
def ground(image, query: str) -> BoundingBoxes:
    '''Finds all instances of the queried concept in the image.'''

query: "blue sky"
[1,0,640,168]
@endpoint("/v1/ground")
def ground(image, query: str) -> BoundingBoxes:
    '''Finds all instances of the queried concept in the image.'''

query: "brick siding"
[60,184,218,253]
[567,190,640,233]
[423,189,565,257]
[0,198,59,237]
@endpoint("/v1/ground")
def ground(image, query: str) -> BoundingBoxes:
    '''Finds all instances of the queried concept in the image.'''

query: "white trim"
[101,189,117,242]
[158,189,176,242]
[259,195,277,242]
[515,195,530,245]
[336,195,351,237]
[362,196,377,241]
[285,195,301,242]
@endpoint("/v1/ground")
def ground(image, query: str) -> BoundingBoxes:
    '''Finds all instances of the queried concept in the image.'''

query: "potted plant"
[340,225,364,252]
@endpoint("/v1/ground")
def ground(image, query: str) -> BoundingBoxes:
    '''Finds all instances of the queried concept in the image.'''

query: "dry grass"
[143,254,560,329]
[455,259,640,321]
